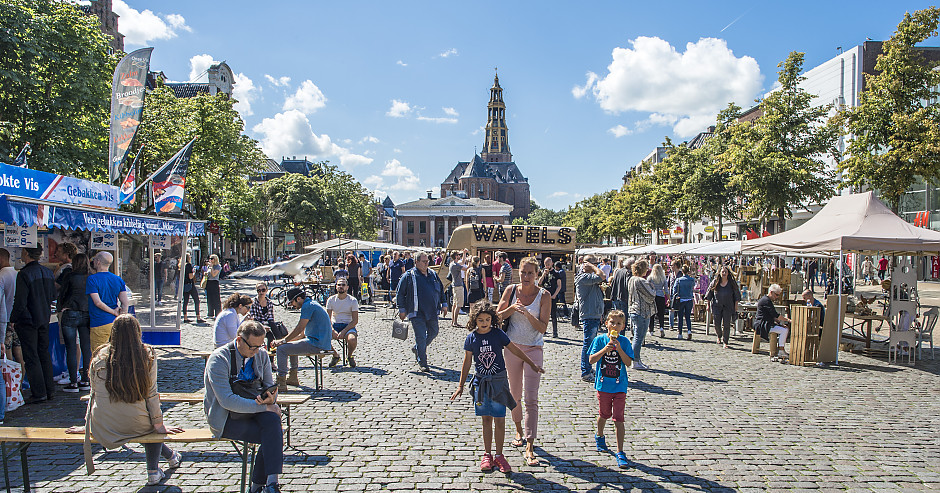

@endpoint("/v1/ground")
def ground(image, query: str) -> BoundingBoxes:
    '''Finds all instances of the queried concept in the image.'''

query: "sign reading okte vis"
[0,163,119,209]
[471,224,574,246]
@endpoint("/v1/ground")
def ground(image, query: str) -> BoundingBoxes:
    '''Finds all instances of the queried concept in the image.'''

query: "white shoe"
[167,450,182,468]
[146,468,165,486]
[777,350,789,358]
[55,375,71,385]
[631,361,649,370]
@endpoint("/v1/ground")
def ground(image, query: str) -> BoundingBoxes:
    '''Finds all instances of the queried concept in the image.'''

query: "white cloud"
[360,136,380,144]
[578,36,762,137]
[549,191,570,198]
[442,107,459,117]
[471,126,485,136]
[188,54,215,82]
[232,72,258,118]
[438,48,458,58]
[571,72,598,99]
[380,159,420,190]
[386,100,412,118]
[342,138,352,144]
[283,80,327,114]
[416,116,458,124]
[393,148,402,153]
[264,75,291,87]
[396,60,408,67]
[252,110,373,169]
[608,124,632,138]
[112,0,191,46]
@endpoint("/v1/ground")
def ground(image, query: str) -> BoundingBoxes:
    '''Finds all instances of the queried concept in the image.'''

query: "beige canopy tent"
[741,191,940,365]
[741,191,940,255]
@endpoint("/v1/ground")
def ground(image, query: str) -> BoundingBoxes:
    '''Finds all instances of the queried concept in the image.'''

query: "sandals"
[525,454,545,467]
[511,437,526,448]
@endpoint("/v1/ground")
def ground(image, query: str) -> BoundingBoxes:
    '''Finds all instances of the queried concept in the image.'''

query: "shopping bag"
[2,355,24,412]
[391,319,410,340]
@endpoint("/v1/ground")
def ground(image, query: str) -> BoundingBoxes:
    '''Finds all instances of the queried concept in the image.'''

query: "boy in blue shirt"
[588,309,634,469]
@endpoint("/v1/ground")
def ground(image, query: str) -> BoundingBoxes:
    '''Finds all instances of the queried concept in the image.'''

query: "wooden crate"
[789,305,822,366]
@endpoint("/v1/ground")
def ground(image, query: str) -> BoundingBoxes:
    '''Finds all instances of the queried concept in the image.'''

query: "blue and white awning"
[0,195,205,236]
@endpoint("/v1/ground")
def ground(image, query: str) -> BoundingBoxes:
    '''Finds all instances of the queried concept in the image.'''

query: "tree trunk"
[777,207,787,233]
[718,215,723,241]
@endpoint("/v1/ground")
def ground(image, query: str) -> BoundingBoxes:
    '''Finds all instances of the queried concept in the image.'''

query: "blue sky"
[110,0,938,210]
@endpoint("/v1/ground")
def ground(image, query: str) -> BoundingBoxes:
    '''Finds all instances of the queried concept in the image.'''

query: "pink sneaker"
[493,454,512,473]
[480,453,494,472]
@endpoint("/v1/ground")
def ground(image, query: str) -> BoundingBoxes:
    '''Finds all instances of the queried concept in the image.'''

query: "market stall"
[742,191,940,363]
[0,194,205,345]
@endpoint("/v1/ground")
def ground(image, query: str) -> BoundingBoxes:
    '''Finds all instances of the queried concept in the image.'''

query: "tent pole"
[149,237,156,331]
[835,249,843,366]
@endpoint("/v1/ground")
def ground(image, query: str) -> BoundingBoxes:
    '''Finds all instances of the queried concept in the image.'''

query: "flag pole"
[128,137,197,197]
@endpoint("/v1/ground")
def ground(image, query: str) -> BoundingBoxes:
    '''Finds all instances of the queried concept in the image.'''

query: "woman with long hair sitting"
[67,315,183,485]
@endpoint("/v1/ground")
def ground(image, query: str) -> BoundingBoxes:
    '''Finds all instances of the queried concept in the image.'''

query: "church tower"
[480,73,512,163]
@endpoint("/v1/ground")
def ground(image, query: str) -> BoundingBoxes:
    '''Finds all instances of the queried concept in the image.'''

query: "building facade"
[441,75,530,219]
[79,0,123,54]
[394,193,513,248]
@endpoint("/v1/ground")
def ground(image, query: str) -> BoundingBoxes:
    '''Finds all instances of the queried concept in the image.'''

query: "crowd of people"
[4,238,850,488]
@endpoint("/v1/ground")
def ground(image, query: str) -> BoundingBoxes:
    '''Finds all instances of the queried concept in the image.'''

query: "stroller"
[826,275,854,295]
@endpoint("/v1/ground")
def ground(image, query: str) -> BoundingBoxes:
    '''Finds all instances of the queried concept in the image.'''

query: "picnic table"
[842,312,887,351]
[82,392,310,449]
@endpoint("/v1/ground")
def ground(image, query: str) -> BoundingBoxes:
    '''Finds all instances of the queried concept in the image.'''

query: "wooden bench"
[194,350,328,391]
[80,392,310,449]
[0,427,258,493]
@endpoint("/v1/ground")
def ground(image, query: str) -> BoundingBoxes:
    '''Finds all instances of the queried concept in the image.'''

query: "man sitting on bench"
[205,321,283,493]
[272,288,339,391]
[326,278,359,368]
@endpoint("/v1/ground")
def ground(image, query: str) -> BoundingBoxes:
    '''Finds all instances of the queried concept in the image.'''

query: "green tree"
[264,173,330,253]
[723,51,840,231]
[314,161,378,240]
[564,191,616,243]
[683,104,744,238]
[0,0,116,177]
[839,7,940,212]
[131,85,266,221]
[513,206,566,226]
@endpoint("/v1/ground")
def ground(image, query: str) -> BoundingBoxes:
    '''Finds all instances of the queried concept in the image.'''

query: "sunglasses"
[257,288,267,292]
[238,336,264,350]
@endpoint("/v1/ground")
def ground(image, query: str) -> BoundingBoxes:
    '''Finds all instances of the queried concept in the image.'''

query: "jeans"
[276,338,328,376]
[154,279,164,302]
[59,310,91,383]
[580,318,600,377]
[410,316,440,367]
[653,296,666,330]
[676,300,693,335]
[16,324,54,399]
[713,304,735,345]
[629,313,650,363]
[182,284,201,319]
[505,344,543,441]
[144,443,173,470]
[221,412,283,485]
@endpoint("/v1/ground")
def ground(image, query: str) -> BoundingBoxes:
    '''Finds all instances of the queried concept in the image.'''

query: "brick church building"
[440,74,531,220]
[394,74,531,247]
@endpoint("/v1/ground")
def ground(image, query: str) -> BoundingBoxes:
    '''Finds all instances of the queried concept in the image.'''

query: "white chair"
[916,307,937,360]
[888,310,917,365]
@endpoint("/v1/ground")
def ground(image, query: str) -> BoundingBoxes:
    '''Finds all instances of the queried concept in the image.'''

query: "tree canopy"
[839,7,940,212]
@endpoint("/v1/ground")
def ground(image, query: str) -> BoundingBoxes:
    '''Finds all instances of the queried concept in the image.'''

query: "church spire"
[481,72,512,163]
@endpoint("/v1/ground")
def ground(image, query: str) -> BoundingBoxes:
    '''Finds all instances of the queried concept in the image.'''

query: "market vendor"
[754,284,789,359]
[801,289,825,327]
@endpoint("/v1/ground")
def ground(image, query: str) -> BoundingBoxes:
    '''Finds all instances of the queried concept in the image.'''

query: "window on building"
[407,221,414,234]
[407,238,414,246]
[419,221,426,234]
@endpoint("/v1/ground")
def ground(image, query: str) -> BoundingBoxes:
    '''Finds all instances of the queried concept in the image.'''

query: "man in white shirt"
[600,258,612,278]
[0,248,16,352]
[325,278,359,368]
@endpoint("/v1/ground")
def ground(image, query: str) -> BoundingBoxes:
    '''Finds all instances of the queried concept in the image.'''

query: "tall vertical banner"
[151,138,196,214]
[109,47,153,184]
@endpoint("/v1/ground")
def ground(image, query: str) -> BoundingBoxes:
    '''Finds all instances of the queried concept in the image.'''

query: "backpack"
[468,267,482,291]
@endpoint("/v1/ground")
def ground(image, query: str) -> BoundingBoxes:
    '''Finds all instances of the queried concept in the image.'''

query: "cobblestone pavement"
[6,277,940,492]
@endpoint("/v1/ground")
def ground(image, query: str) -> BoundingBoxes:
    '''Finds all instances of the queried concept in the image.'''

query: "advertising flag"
[119,144,144,205]
[12,143,30,168]
[109,47,153,183]
[151,138,196,214]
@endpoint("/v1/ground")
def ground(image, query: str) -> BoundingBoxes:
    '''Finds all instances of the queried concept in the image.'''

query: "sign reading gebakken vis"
[0,163,119,209]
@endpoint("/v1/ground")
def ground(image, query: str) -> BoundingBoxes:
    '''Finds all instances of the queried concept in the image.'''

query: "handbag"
[391,318,410,340]
[570,306,579,327]
[227,344,265,420]
[2,354,24,412]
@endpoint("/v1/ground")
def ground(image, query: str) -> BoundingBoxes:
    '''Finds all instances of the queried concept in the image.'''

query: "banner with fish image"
[151,138,195,214]
[108,47,153,184]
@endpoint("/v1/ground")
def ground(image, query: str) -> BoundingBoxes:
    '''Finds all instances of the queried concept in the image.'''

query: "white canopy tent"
[741,191,940,365]
[685,241,742,256]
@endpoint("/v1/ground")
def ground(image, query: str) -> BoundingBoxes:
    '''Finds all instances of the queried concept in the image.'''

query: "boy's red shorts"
[597,391,626,422]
